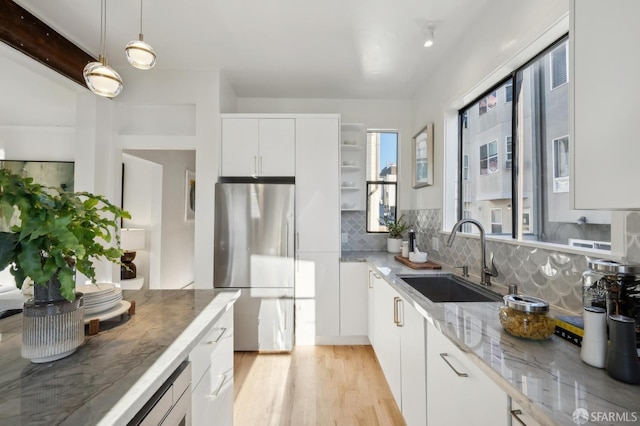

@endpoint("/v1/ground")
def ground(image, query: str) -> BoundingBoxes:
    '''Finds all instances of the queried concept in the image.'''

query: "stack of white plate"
[78,283,123,315]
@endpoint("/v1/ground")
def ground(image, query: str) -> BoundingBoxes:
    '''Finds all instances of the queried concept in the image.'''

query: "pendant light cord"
[140,0,144,35]
[100,0,106,59]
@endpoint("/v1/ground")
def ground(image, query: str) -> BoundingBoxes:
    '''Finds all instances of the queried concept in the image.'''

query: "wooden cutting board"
[394,255,442,270]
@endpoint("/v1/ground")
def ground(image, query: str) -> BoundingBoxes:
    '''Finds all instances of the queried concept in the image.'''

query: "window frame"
[505,136,513,170]
[552,135,570,193]
[463,154,470,181]
[479,140,499,176]
[365,130,399,234]
[550,42,569,91]
[455,34,612,251]
[490,208,503,234]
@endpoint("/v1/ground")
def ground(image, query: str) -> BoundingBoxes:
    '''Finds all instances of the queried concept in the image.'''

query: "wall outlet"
[432,237,439,252]
[341,233,349,243]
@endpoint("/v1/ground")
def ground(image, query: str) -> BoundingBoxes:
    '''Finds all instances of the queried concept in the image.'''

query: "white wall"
[124,150,196,289]
[114,68,220,289]
[220,73,239,113]
[237,97,413,209]
[122,153,162,289]
[409,0,570,219]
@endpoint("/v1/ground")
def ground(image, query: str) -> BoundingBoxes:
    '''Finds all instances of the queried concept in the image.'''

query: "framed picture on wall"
[185,170,195,221]
[0,160,74,191]
[412,123,433,188]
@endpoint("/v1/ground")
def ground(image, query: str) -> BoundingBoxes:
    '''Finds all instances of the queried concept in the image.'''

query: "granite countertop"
[348,251,640,426]
[0,288,240,426]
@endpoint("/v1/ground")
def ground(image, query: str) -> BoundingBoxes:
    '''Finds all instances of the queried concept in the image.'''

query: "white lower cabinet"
[370,273,427,425]
[191,306,234,425]
[372,273,402,404]
[509,399,543,426]
[427,321,508,426]
[339,262,368,336]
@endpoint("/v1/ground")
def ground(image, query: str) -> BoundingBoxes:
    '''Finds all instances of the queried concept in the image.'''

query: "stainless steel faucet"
[447,218,498,286]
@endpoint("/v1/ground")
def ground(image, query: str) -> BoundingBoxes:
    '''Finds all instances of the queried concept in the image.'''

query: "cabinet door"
[221,118,259,176]
[339,262,368,336]
[372,276,402,407]
[367,269,376,346]
[259,118,295,176]
[571,0,640,209]
[258,291,294,351]
[427,322,508,426]
[400,301,427,426]
[295,118,339,253]
[295,252,340,340]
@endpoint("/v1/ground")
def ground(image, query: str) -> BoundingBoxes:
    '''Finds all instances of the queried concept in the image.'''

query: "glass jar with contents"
[586,260,640,348]
[499,295,556,340]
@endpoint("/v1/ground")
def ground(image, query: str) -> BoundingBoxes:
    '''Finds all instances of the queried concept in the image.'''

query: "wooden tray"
[394,255,442,270]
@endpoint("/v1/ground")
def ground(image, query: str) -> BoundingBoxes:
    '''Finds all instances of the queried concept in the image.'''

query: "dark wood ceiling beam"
[0,0,95,88]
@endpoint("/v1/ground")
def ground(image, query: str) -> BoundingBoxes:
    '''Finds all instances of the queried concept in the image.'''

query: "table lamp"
[120,228,146,279]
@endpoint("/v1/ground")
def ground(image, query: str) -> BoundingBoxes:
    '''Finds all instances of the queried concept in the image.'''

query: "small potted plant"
[382,213,407,253]
[0,168,130,362]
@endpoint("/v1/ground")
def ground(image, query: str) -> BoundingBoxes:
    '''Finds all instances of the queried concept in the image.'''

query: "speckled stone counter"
[0,289,240,426]
[346,251,640,426]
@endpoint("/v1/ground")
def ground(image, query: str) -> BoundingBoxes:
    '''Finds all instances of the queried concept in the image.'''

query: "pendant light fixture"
[125,0,157,70]
[83,0,123,97]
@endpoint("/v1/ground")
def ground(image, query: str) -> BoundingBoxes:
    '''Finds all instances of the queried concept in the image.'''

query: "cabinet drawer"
[510,399,544,426]
[192,366,234,426]
[190,310,233,387]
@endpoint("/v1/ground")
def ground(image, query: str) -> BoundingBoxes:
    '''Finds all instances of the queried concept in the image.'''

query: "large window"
[458,36,611,248]
[366,131,398,233]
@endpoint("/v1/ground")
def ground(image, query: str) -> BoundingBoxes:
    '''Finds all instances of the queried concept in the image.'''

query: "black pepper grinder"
[408,229,416,252]
[606,315,640,384]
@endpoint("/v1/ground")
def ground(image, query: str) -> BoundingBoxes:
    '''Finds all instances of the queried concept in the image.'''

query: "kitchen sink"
[397,274,502,303]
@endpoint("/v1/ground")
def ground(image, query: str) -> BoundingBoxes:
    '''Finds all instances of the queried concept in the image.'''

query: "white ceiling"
[14,0,494,99]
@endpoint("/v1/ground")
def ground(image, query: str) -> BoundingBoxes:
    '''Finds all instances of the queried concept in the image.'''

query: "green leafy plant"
[0,169,130,301]
[382,214,408,239]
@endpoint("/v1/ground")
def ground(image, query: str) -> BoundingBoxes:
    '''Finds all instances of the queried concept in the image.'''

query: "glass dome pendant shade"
[125,34,156,70]
[83,55,124,98]
[83,0,123,98]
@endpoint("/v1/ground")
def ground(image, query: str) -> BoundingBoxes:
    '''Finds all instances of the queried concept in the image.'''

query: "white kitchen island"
[0,288,239,425]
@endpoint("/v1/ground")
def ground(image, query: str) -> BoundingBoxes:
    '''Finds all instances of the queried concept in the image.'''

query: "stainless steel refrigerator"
[214,179,294,351]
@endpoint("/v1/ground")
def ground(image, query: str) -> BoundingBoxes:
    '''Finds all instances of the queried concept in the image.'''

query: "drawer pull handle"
[439,353,468,377]
[206,327,227,344]
[209,374,227,398]
[511,409,528,426]
[394,297,403,327]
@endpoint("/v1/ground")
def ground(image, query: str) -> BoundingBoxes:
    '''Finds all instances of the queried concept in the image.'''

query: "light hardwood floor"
[234,345,405,426]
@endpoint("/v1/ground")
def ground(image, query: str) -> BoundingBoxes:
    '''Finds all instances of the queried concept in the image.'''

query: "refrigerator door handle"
[296,232,300,251]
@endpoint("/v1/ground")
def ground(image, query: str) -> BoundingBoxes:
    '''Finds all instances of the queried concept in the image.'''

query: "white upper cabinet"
[295,117,340,253]
[571,0,640,209]
[221,117,295,177]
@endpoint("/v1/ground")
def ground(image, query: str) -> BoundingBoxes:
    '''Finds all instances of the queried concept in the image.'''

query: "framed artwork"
[0,160,74,191]
[412,123,434,188]
[185,170,195,221]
